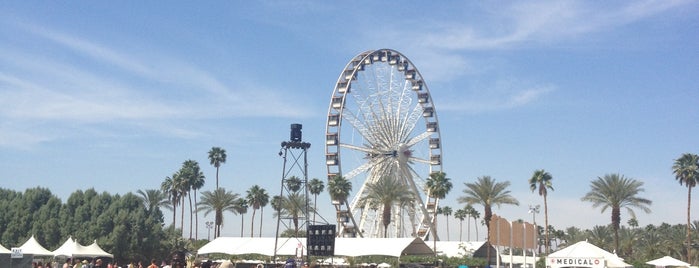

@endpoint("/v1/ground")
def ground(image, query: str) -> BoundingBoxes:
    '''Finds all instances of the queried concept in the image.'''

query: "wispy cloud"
[419,0,692,50]
[0,23,313,148]
[439,80,556,113]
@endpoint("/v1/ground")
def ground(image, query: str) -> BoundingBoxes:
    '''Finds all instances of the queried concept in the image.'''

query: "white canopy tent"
[547,241,631,268]
[19,235,54,256]
[646,256,690,267]
[198,237,434,257]
[84,241,114,258]
[0,243,10,254]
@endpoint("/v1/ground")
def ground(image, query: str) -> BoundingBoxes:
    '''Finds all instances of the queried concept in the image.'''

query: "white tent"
[335,238,433,257]
[198,237,434,257]
[0,243,10,254]
[53,237,113,258]
[433,241,487,257]
[53,237,85,257]
[84,241,114,258]
[19,235,54,256]
[547,241,631,268]
[646,256,690,267]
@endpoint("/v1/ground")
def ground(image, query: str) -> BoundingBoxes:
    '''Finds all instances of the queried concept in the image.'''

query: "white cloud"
[0,23,314,148]
[439,80,556,113]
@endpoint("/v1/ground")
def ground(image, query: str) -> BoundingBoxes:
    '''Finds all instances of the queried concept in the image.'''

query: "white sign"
[547,257,604,268]
[11,247,23,258]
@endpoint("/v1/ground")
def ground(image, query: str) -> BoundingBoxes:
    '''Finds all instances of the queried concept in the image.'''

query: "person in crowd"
[94,259,103,268]
[170,251,186,268]
[64,259,72,268]
[148,259,158,268]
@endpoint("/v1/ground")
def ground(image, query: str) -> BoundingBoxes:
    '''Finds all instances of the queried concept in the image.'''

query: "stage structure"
[274,123,312,264]
[325,49,443,239]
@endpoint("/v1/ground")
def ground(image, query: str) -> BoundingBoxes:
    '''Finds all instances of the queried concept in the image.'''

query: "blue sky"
[1,1,698,240]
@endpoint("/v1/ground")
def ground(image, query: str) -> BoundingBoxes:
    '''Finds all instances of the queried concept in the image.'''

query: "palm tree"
[581,173,652,254]
[454,208,467,242]
[425,171,453,241]
[278,192,310,237]
[271,195,284,213]
[246,185,269,237]
[136,189,170,214]
[464,205,478,240]
[286,176,303,193]
[673,153,699,263]
[528,169,554,254]
[233,198,248,237]
[308,178,325,223]
[161,172,182,229]
[458,176,519,244]
[360,176,414,237]
[328,175,352,204]
[441,206,453,241]
[182,160,205,240]
[198,188,240,238]
[208,147,227,189]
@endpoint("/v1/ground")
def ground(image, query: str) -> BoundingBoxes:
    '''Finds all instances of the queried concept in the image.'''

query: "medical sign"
[547,257,604,268]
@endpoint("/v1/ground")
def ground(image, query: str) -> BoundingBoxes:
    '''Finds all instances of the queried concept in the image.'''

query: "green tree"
[328,175,352,204]
[454,208,467,242]
[198,188,240,238]
[360,177,414,237]
[286,176,303,193]
[440,206,453,241]
[161,172,182,229]
[246,185,269,237]
[581,173,652,254]
[528,169,554,254]
[136,189,170,215]
[278,192,310,237]
[308,178,325,223]
[425,171,453,242]
[458,176,519,244]
[673,153,699,263]
[233,198,248,237]
[464,205,479,240]
[181,159,205,240]
[208,146,227,189]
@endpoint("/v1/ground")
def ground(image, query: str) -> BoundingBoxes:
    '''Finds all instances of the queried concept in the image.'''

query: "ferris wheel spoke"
[406,131,433,147]
[339,143,376,154]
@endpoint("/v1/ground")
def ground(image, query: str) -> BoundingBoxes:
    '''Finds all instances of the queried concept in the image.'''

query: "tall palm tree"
[198,188,240,238]
[278,192,309,237]
[581,173,652,254]
[208,147,227,189]
[286,176,303,193]
[258,192,270,238]
[246,185,269,237]
[426,171,453,243]
[233,198,248,237]
[673,153,699,263]
[464,205,478,240]
[458,176,519,244]
[161,172,182,229]
[454,208,467,242]
[182,160,205,240]
[308,178,325,223]
[441,206,453,241]
[529,169,554,254]
[360,176,414,237]
[136,189,170,214]
[328,175,352,204]
[271,195,284,213]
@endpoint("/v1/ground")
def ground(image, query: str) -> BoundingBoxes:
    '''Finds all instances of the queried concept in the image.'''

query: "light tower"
[274,124,311,265]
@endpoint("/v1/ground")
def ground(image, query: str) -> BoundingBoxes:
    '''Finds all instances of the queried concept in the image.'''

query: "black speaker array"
[307,224,336,256]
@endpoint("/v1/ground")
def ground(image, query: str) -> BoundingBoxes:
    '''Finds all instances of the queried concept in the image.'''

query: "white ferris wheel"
[325,49,443,239]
